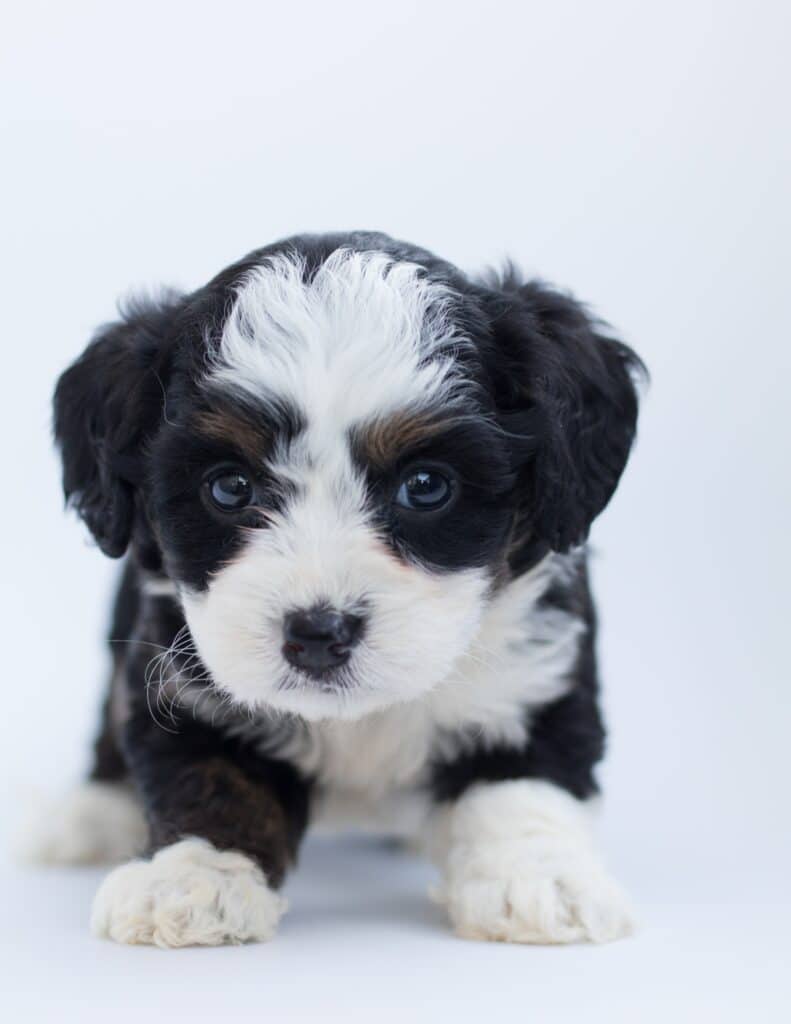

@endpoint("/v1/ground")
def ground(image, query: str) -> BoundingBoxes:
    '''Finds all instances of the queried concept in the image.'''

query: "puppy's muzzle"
[282,607,364,677]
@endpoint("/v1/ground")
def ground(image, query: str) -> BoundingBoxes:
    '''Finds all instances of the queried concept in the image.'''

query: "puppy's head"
[55,233,642,720]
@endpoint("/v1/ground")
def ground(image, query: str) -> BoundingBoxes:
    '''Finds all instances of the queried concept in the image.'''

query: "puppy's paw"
[91,837,285,947]
[431,780,634,945]
[436,839,634,944]
[17,781,148,866]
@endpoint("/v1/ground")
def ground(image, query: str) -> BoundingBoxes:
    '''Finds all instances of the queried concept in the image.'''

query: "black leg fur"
[111,568,312,887]
[88,562,139,782]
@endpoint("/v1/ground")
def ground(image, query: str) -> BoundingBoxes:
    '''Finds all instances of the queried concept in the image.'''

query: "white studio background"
[1,2,789,1021]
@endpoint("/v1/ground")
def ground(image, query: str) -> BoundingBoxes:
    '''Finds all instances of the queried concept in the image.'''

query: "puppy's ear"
[53,295,181,557]
[485,276,644,568]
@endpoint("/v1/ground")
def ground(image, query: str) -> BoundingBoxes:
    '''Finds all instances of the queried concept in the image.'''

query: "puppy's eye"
[207,469,253,511]
[395,469,453,511]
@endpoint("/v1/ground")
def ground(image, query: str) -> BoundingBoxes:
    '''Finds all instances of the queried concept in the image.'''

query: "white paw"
[436,839,634,944]
[17,781,148,865]
[432,779,635,945]
[91,838,286,947]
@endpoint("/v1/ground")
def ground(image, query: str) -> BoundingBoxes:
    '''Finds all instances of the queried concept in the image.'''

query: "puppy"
[38,232,642,947]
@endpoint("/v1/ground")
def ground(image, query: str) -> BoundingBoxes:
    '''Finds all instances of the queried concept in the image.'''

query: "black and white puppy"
[39,232,642,947]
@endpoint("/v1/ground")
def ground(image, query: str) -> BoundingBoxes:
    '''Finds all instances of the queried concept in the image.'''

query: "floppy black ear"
[485,277,644,565]
[53,295,180,557]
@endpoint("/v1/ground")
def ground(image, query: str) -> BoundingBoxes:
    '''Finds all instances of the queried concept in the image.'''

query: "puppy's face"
[152,252,515,719]
[54,233,641,722]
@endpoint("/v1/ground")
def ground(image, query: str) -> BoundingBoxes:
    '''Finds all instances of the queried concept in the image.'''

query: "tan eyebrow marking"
[357,409,452,468]
[195,410,272,463]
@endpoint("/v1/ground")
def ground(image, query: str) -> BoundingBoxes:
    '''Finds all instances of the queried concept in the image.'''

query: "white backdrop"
[1,2,789,1020]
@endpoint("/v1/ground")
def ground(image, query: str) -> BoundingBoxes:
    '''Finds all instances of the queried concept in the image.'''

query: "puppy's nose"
[282,607,363,675]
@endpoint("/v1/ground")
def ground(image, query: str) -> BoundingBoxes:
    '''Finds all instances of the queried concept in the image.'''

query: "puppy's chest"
[293,703,444,793]
[203,699,452,837]
[279,698,483,837]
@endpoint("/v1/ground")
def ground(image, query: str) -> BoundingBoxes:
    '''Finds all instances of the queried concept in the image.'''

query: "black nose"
[282,607,364,676]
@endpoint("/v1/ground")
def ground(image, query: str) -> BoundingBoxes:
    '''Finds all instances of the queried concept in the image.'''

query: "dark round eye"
[207,469,254,511]
[395,469,453,511]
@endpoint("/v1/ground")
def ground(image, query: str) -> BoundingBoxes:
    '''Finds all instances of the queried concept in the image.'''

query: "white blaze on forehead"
[207,248,470,441]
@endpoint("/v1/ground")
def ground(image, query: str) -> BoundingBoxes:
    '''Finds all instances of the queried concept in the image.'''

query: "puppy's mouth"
[277,665,359,695]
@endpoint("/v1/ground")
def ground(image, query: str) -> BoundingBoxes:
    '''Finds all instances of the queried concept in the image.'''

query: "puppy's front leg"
[432,779,633,944]
[92,714,311,948]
